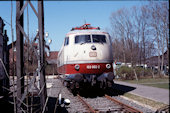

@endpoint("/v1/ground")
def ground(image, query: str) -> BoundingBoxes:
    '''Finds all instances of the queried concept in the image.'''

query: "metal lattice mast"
[16,1,24,113]
[16,1,47,112]
[38,1,47,111]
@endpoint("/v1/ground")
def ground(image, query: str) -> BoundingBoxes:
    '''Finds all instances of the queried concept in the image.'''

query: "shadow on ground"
[47,83,136,112]
[46,97,68,113]
[78,83,136,98]
[0,96,68,113]
[0,83,136,113]
[0,97,14,113]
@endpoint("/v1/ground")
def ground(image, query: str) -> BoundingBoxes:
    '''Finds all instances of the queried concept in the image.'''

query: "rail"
[77,94,143,113]
[77,94,96,113]
[156,105,169,113]
[105,94,143,113]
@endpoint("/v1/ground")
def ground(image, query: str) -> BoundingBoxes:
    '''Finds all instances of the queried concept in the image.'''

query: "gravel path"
[114,81,169,104]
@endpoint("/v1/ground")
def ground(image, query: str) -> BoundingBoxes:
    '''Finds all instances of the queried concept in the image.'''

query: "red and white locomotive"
[57,24,114,90]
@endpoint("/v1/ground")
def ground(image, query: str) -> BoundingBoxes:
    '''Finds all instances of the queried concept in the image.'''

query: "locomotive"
[57,24,114,90]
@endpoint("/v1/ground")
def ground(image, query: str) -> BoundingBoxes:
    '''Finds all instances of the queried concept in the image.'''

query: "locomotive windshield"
[92,35,106,43]
[75,35,91,44]
[75,34,107,44]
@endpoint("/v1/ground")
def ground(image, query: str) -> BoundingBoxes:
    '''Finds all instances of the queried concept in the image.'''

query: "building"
[8,41,59,76]
[45,51,59,75]
[145,51,169,75]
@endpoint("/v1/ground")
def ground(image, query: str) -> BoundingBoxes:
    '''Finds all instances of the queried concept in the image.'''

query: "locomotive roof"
[66,29,108,36]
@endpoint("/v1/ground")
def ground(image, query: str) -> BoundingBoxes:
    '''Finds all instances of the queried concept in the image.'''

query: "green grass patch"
[144,83,169,89]
[123,93,167,110]
[123,78,169,84]
[120,77,169,89]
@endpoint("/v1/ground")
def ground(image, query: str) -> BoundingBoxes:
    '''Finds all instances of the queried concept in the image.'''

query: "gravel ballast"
[47,78,155,112]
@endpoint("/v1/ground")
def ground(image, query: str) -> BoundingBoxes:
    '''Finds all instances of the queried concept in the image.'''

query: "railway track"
[156,105,169,113]
[77,94,143,113]
[47,77,153,112]
[77,94,96,113]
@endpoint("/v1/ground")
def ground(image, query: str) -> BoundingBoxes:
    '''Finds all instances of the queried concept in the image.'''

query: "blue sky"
[0,1,149,51]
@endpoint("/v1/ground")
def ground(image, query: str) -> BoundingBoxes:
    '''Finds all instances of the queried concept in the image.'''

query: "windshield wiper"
[80,42,86,45]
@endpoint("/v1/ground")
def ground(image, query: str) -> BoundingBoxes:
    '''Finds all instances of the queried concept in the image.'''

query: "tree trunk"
[133,68,138,81]
[161,43,164,76]
[155,26,161,76]
[160,31,165,74]
[157,38,161,76]
[151,70,155,79]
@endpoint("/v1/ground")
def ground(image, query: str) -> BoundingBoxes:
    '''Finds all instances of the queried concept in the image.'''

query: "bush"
[134,67,153,78]
[116,66,153,80]
[116,66,134,80]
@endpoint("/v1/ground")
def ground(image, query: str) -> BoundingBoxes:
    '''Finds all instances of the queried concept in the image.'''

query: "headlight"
[106,64,111,69]
[75,64,80,70]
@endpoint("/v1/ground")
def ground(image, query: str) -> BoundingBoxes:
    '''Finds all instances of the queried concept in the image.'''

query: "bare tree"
[149,2,169,75]
[110,8,127,64]
[133,6,142,65]
[159,2,169,73]
[110,1,169,78]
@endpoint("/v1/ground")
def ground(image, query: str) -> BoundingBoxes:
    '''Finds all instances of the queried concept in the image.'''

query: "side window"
[64,37,69,46]
[108,35,112,45]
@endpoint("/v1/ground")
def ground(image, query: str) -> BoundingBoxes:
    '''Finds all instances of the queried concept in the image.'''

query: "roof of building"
[46,51,59,64]
[146,51,168,67]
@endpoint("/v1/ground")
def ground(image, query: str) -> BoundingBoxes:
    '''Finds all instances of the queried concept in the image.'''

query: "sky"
[0,1,149,51]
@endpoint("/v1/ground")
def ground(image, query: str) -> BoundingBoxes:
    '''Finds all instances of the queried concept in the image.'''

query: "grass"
[119,77,169,89]
[123,93,168,110]
[124,78,169,83]
[144,83,169,89]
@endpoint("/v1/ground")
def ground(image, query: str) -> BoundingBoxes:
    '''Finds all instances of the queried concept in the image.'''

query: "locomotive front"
[57,24,115,90]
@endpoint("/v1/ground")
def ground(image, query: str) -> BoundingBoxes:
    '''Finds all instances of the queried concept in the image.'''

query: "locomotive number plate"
[87,65,100,69]
[89,52,97,57]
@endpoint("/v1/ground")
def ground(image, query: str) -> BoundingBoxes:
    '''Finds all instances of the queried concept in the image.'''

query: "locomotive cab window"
[64,37,69,46]
[92,35,106,43]
[75,35,91,44]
